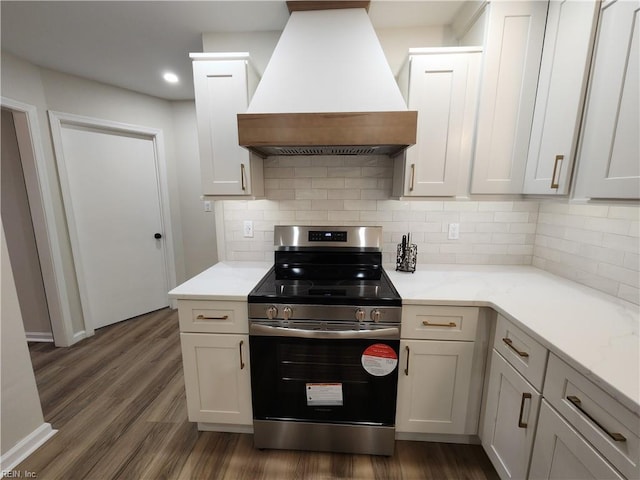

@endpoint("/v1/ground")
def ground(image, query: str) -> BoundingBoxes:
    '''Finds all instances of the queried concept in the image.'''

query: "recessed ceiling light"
[163,72,179,84]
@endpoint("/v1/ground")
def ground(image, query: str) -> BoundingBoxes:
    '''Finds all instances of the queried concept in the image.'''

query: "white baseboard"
[25,332,54,343]
[72,330,87,343]
[0,423,57,474]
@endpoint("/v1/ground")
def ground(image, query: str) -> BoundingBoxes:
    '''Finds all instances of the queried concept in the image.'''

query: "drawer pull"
[502,338,529,358]
[404,345,410,376]
[566,395,626,442]
[409,163,416,191]
[422,320,457,328]
[196,314,229,320]
[550,154,563,189]
[239,340,245,370]
[518,393,532,428]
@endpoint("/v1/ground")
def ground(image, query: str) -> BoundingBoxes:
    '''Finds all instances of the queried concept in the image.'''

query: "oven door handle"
[250,324,400,339]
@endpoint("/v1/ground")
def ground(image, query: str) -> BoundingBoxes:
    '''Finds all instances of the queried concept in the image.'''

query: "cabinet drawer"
[402,305,478,341]
[544,353,639,480]
[178,300,248,334]
[494,315,548,390]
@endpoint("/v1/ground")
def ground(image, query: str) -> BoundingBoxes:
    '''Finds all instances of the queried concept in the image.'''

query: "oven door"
[249,325,400,426]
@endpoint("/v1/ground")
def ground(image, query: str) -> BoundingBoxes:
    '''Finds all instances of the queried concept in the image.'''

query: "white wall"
[1,52,86,336]
[377,25,457,76]
[1,109,52,337]
[172,101,217,277]
[0,222,47,458]
[1,52,212,342]
[201,31,281,77]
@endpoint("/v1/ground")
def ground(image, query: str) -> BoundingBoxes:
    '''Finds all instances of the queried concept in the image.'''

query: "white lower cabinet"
[180,332,252,426]
[396,305,485,436]
[481,350,542,480]
[529,401,625,480]
[396,339,475,434]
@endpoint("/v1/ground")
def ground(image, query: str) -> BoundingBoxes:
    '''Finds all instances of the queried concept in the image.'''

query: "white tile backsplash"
[221,156,537,266]
[533,202,640,305]
[219,157,640,305]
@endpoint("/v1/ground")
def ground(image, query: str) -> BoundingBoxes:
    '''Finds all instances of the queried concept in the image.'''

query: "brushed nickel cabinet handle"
[550,155,563,189]
[404,345,410,376]
[240,163,247,191]
[409,163,416,192]
[422,320,457,328]
[518,393,532,428]
[502,337,529,358]
[239,340,245,370]
[196,314,229,320]
[567,395,626,442]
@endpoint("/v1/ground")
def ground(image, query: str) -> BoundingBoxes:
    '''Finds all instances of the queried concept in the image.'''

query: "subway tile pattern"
[222,156,537,266]
[533,202,640,305]
[221,157,640,305]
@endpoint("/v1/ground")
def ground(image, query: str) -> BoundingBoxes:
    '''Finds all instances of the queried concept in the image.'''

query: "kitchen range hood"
[237,1,417,157]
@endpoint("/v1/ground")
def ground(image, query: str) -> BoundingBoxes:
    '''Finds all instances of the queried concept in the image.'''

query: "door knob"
[154,233,162,239]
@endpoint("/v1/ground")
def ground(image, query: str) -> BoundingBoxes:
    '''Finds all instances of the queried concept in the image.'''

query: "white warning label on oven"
[361,344,398,376]
[306,383,343,406]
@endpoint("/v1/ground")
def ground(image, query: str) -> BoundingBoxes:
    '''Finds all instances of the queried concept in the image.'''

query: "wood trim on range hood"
[286,1,370,13]
[237,111,417,157]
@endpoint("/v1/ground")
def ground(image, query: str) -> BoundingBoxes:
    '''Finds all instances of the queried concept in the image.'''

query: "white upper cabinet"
[471,1,548,194]
[393,48,481,197]
[192,54,263,197]
[575,0,640,200]
[523,0,599,195]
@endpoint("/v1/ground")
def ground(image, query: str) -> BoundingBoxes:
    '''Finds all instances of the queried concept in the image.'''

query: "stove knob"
[283,306,293,320]
[355,308,366,321]
[266,306,278,320]
[371,309,382,323]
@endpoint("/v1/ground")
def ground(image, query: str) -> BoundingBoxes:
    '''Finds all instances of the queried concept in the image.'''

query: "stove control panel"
[308,230,347,242]
[249,304,401,324]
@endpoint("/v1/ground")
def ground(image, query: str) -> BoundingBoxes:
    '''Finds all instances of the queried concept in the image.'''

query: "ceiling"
[1,1,467,101]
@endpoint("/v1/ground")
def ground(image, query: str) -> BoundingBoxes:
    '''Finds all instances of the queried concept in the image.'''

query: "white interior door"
[52,116,169,330]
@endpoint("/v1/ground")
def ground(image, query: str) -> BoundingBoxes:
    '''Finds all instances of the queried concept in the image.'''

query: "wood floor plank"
[19,307,499,480]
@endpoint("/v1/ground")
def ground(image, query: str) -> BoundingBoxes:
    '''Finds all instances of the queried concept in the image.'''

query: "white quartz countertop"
[169,262,640,414]
[169,261,272,301]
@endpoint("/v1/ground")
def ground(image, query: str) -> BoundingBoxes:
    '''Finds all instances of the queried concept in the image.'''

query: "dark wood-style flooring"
[19,308,499,479]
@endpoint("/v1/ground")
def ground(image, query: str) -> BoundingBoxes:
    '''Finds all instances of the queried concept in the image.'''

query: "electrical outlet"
[203,200,212,212]
[243,220,254,238]
[448,223,460,240]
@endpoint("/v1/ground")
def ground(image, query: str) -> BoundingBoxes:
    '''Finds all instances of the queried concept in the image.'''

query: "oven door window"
[250,337,399,426]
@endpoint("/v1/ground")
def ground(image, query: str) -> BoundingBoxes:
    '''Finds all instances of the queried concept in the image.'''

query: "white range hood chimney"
[237,1,417,157]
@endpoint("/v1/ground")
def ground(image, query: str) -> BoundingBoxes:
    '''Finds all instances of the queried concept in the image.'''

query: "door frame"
[48,110,176,337]
[1,97,76,346]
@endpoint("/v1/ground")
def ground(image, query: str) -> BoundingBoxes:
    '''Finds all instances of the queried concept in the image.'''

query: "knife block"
[395,243,417,273]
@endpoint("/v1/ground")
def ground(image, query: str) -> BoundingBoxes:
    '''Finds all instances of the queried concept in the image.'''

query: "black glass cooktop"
[248,267,401,306]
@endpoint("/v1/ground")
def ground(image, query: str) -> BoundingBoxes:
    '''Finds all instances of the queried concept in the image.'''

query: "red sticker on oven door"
[361,344,398,376]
